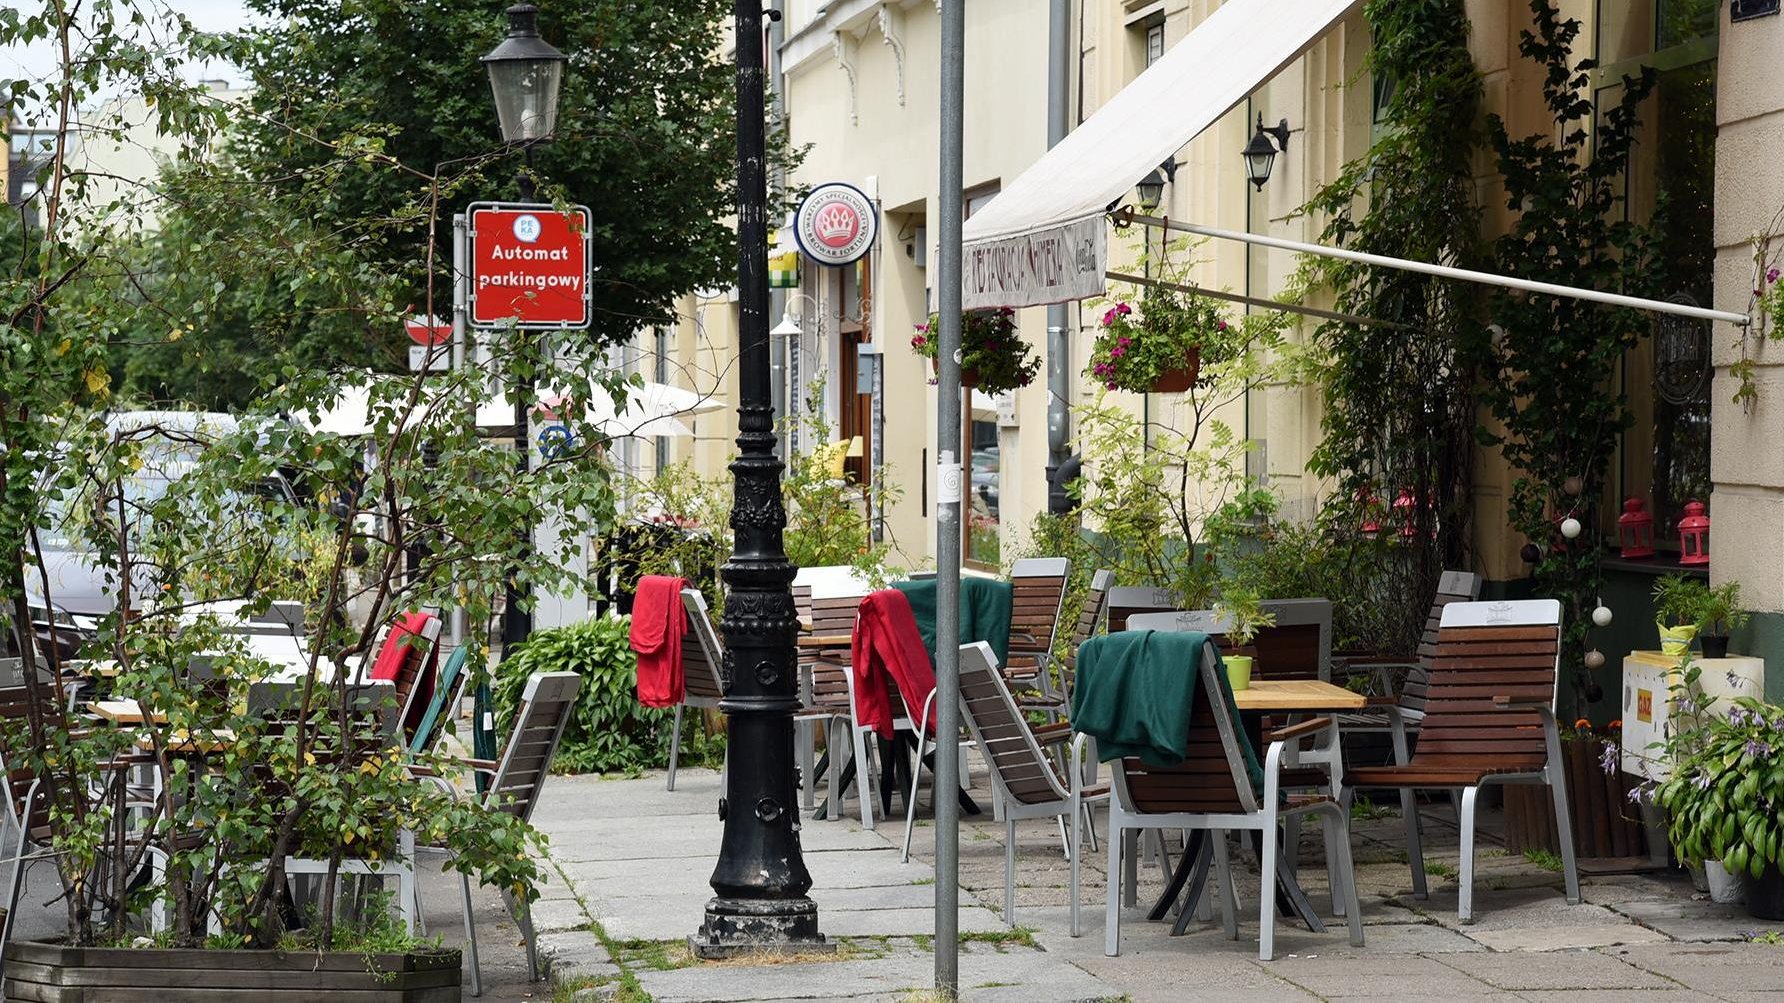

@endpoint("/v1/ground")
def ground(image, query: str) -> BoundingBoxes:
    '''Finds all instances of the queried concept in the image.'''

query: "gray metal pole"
[935,0,964,995]
[1043,0,1071,510]
[450,212,468,647]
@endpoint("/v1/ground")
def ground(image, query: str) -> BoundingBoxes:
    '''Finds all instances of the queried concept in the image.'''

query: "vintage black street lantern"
[483,4,568,145]
[691,0,831,958]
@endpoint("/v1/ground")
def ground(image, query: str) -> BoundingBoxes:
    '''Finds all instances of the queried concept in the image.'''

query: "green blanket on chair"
[891,576,1011,669]
[1071,629,1263,789]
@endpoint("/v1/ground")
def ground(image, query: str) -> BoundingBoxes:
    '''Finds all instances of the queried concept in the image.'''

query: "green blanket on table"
[1070,629,1263,790]
[891,577,1011,669]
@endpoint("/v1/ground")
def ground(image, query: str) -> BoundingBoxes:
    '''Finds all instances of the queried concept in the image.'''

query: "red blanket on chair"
[369,611,434,682]
[851,588,938,739]
[630,575,688,708]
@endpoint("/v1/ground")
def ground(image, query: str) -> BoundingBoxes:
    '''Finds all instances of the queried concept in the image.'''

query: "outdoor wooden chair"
[670,589,729,792]
[361,611,443,746]
[270,682,417,936]
[1344,598,1580,923]
[406,643,474,760]
[0,679,64,962]
[412,671,581,996]
[792,585,859,813]
[1100,637,1363,961]
[1003,557,1070,696]
[1018,569,1114,723]
[1105,585,1182,633]
[908,642,1106,934]
[1127,606,1349,919]
[1330,569,1481,896]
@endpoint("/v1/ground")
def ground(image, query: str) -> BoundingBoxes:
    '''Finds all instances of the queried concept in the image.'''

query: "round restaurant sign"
[793,182,877,267]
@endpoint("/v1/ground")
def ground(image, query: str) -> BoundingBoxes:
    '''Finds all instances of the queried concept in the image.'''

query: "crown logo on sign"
[814,202,858,244]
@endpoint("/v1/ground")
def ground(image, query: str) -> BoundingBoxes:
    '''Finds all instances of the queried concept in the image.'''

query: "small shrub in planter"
[1651,693,1784,919]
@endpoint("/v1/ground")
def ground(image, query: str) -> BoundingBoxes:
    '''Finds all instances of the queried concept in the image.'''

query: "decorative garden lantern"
[1393,488,1416,539]
[1617,497,1655,559]
[1358,487,1381,538]
[1678,499,1710,565]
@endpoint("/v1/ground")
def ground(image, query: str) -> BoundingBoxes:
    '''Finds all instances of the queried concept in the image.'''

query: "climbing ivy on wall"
[1301,0,1486,653]
[1481,1,1658,709]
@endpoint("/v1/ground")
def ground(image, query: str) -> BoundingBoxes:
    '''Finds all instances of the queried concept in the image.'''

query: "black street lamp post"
[483,3,567,657]
[691,0,830,958]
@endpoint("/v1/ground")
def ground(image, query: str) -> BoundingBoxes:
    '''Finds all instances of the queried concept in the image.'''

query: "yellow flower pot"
[1225,655,1254,692]
[1657,622,1698,657]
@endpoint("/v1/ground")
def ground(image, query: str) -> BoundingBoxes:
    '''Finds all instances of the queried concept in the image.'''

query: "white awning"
[960,0,1360,309]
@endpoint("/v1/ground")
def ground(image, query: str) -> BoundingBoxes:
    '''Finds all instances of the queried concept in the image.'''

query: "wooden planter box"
[1504,736,1648,866]
[3,940,460,1002]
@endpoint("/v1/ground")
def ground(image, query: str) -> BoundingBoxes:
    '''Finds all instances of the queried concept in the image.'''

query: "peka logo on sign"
[793,182,877,267]
[469,201,592,329]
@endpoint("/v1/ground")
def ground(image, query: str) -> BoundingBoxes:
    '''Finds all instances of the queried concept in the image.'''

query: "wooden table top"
[796,634,854,648]
[136,729,236,754]
[88,700,166,725]
[1231,679,1367,712]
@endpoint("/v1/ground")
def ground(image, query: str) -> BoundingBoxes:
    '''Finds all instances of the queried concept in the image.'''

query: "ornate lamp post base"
[690,897,835,959]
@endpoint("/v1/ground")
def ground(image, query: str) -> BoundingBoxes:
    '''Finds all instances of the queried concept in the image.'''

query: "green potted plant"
[1086,287,1228,394]
[910,308,1042,393]
[1696,581,1748,659]
[1213,587,1275,692]
[1654,696,1784,919]
[1652,574,1709,656]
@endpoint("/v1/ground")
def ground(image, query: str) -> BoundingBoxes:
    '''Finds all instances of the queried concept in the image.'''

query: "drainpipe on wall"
[769,0,789,459]
[1044,0,1073,513]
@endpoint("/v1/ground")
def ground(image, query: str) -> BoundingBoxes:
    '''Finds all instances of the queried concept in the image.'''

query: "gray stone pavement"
[524,765,1784,1002]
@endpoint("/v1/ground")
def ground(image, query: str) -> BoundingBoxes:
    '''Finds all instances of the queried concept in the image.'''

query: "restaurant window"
[962,184,1003,568]
[1596,0,1716,549]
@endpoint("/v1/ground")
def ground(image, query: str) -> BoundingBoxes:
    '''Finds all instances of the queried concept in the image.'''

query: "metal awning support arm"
[1127,212,1751,327]
[1104,270,1409,331]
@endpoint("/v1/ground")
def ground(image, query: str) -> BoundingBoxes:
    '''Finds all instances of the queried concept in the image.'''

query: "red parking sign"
[469,202,592,329]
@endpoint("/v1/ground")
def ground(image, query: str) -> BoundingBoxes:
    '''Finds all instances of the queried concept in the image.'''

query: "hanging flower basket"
[911,309,1039,395]
[1086,290,1226,394]
[929,356,982,389]
[1148,348,1202,393]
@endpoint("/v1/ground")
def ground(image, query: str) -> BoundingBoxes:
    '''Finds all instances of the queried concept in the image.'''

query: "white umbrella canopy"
[297,375,721,440]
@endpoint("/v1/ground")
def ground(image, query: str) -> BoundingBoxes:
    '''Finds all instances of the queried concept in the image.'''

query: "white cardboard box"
[1620,650,1765,781]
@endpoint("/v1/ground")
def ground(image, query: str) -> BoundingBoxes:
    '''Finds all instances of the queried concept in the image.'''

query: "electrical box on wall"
[907,225,927,268]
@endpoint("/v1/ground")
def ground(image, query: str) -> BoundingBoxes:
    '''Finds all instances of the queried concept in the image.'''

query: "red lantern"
[1678,499,1709,566]
[1617,497,1654,559]
[1393,488,1417,539]
[1358,487,1381,538]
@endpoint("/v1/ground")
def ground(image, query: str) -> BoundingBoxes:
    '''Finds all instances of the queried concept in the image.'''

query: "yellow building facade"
[640,1,1784,693]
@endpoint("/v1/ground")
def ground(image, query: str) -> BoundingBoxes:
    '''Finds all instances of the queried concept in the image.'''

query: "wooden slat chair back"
[1129,600,1332,682]
[1050,570,1114,709]
[665,590,730,791]
[484,672,582,824]
[792,587,866,813]
[1007,558,1071,663]
[0,681,56,833]
[1101,640,1362,960]
[1105,586,1184,633]
[1398,570,1484,718]
[372,614,443,745]
[678,591,727,704]
[411,671,582,994]
[931,641,1103,934]
[1345,598,1579,922]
